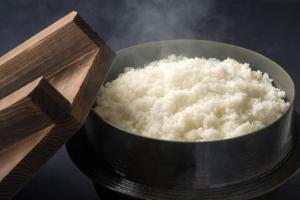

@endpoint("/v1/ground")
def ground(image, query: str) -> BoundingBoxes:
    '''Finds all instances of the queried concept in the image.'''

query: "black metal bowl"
[84,40,295,191]
[66,113,300,200]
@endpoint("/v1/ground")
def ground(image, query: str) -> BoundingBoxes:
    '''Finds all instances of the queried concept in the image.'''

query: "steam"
[78,0,231,49]
[0,0,231,53]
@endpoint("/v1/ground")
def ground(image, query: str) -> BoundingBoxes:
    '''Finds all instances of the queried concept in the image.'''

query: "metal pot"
[85,40,295,190]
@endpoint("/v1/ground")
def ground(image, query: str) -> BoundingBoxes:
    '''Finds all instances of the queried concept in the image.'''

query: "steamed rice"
[94,55,290,141]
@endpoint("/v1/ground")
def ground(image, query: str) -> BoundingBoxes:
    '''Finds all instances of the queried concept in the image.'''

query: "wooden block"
[0,11,115,199]
[49,45,115,122]
[0,77,70,151]
[0,11,104,100]
[0,126,54,183]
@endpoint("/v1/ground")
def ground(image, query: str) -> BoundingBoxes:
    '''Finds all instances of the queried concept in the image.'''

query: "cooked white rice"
[94,55,290,141]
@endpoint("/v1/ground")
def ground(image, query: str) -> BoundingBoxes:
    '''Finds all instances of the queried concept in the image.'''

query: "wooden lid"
[0,11,115,199]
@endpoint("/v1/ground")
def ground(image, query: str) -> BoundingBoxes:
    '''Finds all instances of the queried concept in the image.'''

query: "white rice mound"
[94,55,290,141]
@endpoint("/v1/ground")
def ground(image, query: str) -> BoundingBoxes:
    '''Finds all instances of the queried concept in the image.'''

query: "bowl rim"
[93,39,296,144]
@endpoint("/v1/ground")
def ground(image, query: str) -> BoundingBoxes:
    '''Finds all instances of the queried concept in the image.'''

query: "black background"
[0,0,299,199]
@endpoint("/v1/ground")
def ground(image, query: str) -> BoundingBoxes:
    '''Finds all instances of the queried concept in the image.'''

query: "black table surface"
[1,0,299,199]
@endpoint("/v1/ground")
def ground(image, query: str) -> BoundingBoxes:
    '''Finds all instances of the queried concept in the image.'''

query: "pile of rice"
[94,55,290,141]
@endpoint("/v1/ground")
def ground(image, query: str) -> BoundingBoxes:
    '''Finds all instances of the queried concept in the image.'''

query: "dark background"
[0,0,299,199]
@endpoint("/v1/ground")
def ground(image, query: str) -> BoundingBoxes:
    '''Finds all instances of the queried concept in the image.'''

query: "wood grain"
[0,11,115,199]
[0,11,104,100]
[0,126,53,182]
[0,77,69,151]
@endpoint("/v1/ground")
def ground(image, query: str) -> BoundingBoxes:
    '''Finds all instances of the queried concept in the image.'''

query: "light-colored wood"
[48,48,100,104]
[0,11,115,199]
[70,45,114,123]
